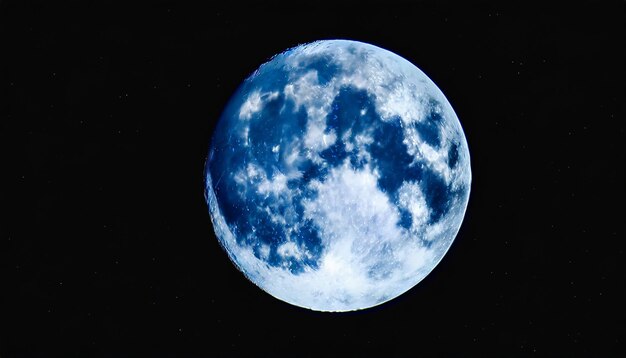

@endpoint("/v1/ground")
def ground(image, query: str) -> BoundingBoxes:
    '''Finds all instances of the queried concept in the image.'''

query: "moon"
[205,40,471,312]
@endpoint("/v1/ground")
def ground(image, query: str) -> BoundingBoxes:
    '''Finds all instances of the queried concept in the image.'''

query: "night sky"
[2,1,624,357]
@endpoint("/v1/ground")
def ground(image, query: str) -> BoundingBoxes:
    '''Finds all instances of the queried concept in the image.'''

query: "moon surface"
[205,40,471,312]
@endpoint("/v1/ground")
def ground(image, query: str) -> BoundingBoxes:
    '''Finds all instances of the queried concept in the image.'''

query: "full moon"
[205,40,471,312]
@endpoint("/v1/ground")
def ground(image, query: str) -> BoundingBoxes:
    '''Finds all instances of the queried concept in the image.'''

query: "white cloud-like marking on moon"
[205,40,471,311]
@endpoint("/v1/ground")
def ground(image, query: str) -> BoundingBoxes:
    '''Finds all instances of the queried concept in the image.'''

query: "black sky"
[2,1,624,357]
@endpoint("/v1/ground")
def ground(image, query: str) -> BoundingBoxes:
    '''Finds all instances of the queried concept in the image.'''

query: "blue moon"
[205,40,471,312]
